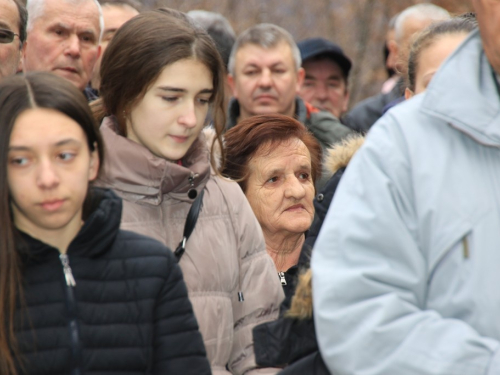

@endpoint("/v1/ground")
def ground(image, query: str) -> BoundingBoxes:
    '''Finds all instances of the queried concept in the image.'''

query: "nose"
[258,68,272,88]
[315,83,328,101]
[64,34,81,58]
[177,101,198,129]
[36,159,60,189]
[284,175,306,200]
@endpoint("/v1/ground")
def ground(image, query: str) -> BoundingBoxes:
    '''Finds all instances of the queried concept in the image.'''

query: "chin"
[283,222,311,234]
[253,106,281,116]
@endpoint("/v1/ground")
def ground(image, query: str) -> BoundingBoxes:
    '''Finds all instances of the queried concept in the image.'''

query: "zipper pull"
[278,272,287,286]
[59,254,76,287]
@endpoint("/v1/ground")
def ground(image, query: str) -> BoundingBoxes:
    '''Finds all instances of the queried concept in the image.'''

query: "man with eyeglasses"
[22,0,103,101]
[0,0,26,80]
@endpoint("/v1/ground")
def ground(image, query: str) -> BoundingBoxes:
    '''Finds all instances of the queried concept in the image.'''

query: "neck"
[13,208,83,254]
[237,101,297,123]
[265,231,304,272]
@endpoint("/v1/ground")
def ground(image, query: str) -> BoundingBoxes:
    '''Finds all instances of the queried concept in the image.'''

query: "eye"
[244,70,258,76]
[58,152,75,161]
[298,172,310,180]
[273,69,286,74]
[197,97,211,105]
[267,176,279,183]
[328,82,341,88]
[10,157,29,166]
[80,33,95,43]
[162,96,179,103]
[0,29,15,43]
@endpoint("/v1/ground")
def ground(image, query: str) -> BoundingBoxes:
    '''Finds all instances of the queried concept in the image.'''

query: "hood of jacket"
[98,116,211,205]
[19,188,122,264]
[421,29,500,147]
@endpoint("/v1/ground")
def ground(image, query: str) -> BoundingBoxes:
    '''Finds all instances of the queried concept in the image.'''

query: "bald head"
[394,4,450,75]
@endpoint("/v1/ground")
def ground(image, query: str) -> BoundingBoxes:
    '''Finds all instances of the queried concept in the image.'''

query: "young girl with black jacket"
[0,72,211,375]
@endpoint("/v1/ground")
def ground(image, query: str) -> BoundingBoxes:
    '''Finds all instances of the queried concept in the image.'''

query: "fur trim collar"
[324,134,365,174]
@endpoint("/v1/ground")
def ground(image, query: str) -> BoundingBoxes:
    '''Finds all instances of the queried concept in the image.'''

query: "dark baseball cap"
[298,37,352,77]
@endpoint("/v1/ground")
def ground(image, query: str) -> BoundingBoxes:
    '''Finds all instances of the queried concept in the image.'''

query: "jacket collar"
[422,29,500,147]
[226,97,306,129]
[99,116,210,205]
[18,188,121,263]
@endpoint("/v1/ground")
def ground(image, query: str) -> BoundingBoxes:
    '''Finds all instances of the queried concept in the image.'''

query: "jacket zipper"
[278,272,287,286]
[59,254,82,375]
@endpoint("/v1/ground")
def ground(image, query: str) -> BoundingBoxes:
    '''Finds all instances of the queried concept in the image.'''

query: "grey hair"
[228,23,301,76]
[187,10,235,70]
[395,4,450,42]
[27,0,104,42]
[187,10,235,38]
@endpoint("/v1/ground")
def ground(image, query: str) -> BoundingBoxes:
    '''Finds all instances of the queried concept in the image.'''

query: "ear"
[342,89,350,114]
[21,40,28,72]
[404,87,414,100]
[88,145,100,182]
[387,39,399,70]
[296,67,305,93]
[17,51,23,73]
[227,73,237,98]
[96,45,102,61]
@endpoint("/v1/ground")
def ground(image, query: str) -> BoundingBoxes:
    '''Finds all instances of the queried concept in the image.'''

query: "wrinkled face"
[412,33,468,95]
[473,0,500,74]
[126,58,213,161]
[229,42,304,120]
[300,58,349,118]
[0,0,22,79]
[245,139,315,240]
[8,108,99,239]
[23,0,101,90]
[91,4,138,89]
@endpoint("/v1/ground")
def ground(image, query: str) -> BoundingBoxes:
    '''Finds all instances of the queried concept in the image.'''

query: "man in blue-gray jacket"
[312,1,500,374]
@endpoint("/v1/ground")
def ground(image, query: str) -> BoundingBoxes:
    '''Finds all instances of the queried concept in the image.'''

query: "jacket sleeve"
[153,248,212,374]
[224,184,285,375]
[311,114,500,375]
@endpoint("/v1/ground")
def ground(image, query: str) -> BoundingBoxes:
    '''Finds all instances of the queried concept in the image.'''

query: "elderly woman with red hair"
[222,114,321,298]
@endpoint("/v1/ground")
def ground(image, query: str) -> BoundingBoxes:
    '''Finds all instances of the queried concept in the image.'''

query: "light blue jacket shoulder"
[312,29,500,375]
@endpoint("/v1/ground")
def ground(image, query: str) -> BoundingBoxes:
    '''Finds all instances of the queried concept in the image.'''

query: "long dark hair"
[0,72,104,375]
[92,9,227,170]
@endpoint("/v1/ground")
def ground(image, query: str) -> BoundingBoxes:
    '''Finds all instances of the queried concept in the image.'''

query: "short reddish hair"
[222,114,322,192]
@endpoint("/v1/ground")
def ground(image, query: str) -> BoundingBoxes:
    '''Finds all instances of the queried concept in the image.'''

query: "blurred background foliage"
[141,0,473,107]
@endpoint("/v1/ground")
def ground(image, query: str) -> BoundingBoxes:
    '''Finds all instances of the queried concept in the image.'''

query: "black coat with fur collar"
[14,188,210,375]
[253,135,365,375]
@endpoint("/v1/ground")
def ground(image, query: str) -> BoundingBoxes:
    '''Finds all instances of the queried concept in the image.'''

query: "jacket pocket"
[426,229,473,311]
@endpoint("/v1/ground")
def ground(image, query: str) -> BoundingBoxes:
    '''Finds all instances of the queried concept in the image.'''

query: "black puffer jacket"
[15,188,211,375]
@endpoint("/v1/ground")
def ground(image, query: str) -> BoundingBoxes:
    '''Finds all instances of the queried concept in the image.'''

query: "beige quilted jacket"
[98,117,284,374]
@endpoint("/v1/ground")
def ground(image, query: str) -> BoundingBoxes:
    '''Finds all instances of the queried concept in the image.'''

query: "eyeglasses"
[0,29,19,44]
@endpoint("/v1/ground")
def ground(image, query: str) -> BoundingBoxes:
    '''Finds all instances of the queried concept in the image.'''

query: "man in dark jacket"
[297,37,351,122]
[227,23,353,152]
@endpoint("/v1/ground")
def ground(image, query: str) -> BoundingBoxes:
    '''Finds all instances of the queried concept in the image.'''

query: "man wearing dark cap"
[298,37,351,120]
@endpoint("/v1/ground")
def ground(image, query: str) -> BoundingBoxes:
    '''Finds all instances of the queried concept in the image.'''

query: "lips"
[40,199,66,212]
[254,94,277,102]
[57,67,79,74]
[169,135,189,143]
[285,204,305,212]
